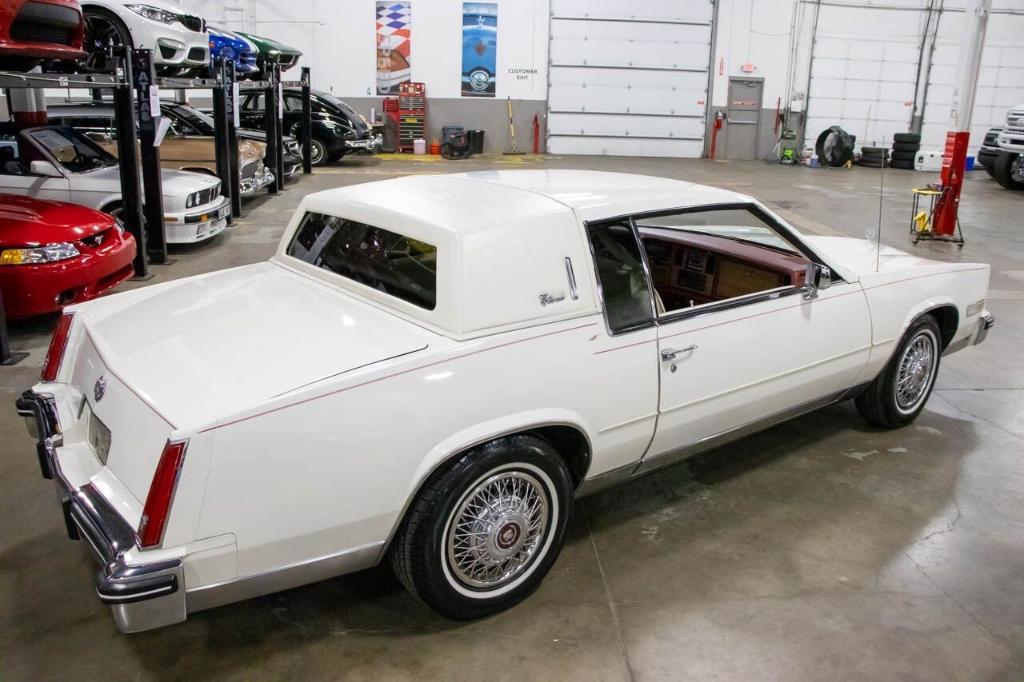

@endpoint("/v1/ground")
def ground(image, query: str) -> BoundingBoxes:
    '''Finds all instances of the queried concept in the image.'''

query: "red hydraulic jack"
[914,0,989,247]
[923,132,969,246]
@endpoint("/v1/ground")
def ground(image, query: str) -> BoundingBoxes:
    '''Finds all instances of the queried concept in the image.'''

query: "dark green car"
[236,32,302,73]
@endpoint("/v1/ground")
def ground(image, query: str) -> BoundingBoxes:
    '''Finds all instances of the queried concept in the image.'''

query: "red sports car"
[0,194,135,319]
[0,0,85,70]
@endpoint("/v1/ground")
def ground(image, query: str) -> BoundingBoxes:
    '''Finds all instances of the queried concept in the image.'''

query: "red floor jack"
[911,132,968,248]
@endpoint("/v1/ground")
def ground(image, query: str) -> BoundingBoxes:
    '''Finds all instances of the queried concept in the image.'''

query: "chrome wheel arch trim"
[375,419,593,563]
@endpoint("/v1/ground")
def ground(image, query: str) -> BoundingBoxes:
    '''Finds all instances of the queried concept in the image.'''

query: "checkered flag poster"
[376,2,412,95]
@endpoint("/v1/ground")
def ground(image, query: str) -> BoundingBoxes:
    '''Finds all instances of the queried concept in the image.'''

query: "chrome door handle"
[661,344,697,361]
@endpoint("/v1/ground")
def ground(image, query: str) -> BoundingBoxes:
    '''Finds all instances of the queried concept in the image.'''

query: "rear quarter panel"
[191,315,659,583]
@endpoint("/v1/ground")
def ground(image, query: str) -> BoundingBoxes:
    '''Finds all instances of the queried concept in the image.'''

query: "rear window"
[286,211,437,310]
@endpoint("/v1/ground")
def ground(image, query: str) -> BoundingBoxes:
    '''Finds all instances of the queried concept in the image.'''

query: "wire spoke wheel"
[894,331,937,412]
[445,470,550,590]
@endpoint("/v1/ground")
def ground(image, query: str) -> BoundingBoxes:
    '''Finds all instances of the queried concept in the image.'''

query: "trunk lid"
[75,261,431,431]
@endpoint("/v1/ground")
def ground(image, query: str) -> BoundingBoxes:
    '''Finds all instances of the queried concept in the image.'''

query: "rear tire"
[389,434,573,620]
[855,315,942,428]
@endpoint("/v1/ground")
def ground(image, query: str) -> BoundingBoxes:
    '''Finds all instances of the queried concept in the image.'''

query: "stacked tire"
[890,133,920,170]
[858,146,889,168]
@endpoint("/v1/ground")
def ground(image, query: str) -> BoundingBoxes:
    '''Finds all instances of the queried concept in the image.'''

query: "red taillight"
[138,440,189,548]
[41,311,74,382]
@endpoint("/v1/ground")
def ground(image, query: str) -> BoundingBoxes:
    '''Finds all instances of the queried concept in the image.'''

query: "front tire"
[855,315,942,428]
[992,152,1024,190]
[308,138,328,166]
[82,8,133,74]
[389,434,573,620]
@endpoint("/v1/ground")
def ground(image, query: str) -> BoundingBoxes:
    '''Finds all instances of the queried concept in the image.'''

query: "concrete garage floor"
[1,155,1022,681]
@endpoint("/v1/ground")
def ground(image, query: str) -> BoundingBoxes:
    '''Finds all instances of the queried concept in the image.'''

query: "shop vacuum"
[441,126,473,159]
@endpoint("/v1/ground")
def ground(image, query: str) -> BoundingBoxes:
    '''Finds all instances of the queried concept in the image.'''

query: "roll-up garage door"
[546,0,713,157]
[920,6,1024,155]
[804,3,925,148]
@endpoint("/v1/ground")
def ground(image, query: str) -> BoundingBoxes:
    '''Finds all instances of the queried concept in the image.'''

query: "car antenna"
[875,134,886,273]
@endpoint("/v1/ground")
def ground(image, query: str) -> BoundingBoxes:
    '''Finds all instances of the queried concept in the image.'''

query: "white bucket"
[413,139,427,155]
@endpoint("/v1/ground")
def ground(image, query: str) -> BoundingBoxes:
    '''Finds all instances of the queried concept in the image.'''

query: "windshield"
[287,212,437,310]
[28,126,117,172]
[635,207,799,253]
[314,92,361,120]
[167,105,215,135]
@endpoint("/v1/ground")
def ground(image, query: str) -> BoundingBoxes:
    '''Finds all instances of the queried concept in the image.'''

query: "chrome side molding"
[577,385,866,497]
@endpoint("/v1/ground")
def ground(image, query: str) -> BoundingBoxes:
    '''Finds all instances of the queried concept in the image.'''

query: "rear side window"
[587,220,654,333]
[287,211,437,310]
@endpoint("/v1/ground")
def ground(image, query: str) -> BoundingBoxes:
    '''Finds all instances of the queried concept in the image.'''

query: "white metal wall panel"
[920,7,1024,155]
[805,5,926,147]
[547,0,713,158]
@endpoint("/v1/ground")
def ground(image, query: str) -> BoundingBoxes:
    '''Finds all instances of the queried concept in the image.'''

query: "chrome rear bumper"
[944,310,994,356]
[976,310,995,345]
[15,390,186,633]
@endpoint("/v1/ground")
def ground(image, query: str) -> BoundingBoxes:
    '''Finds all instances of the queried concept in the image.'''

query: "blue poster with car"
[461,3,497,97]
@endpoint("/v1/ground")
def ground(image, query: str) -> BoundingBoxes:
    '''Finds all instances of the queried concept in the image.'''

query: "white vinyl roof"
[447,170,752,223]
[274,171,759,339]
[305,170,753,232]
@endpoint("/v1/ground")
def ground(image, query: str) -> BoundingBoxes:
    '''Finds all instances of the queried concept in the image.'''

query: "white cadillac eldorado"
[17,171,994,633]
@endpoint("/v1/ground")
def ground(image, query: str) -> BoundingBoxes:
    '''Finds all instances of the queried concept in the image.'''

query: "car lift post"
[264,63,280,195]
[273,63,286,190]
[132,48,168,265]
[112,47,150,278]
[0,286,29,366]
[226,63,241,218]
[301,66,312,174]
[213,58,240,218]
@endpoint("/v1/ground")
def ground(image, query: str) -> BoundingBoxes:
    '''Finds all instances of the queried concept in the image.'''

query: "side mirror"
[29,160,62,178]
[802,263,832,300]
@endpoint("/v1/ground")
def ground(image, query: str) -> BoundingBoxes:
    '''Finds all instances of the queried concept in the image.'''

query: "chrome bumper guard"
[239,167,275,196]
[346,133,383,154]
[15,391,186,633]
[976,311,994,345]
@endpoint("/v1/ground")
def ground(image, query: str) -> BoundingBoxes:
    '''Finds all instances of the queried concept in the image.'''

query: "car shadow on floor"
[0,398,977,679]
[54,403,968,670]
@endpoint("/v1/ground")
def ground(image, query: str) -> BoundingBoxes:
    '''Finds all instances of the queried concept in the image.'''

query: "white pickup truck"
[987,105,1024,190]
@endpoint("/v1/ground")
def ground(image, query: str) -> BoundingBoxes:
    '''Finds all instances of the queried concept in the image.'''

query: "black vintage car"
[238,89,380,166]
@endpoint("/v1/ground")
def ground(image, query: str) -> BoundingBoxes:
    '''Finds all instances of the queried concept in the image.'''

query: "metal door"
[725,78,762,160]
[547,0,714,158]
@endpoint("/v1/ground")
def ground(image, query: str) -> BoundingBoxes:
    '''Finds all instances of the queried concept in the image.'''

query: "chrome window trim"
[564,256,579,300]
[583,202,842,338]
[583,217,657,338]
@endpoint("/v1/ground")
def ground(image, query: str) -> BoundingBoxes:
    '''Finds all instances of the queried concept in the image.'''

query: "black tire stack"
[890,132,920,170]
[858,146,889,168]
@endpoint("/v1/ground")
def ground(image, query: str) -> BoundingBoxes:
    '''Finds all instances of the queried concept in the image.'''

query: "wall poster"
[461,3,497,97]
[376,2,411,95]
